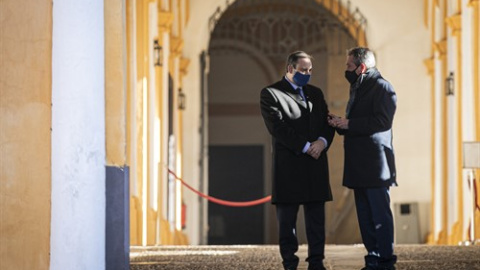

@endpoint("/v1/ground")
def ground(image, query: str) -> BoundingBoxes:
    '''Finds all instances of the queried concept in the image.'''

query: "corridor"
[2,1,480,269]
[130,244,480,270]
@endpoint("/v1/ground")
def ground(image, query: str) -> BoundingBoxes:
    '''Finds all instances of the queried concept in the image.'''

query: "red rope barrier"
[168,169,271,207]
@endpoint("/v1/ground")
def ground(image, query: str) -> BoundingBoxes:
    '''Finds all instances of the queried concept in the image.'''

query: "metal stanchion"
[462,142,480,246]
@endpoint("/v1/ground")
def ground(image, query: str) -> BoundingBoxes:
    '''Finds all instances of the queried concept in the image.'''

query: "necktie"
[297,87,309,111]
[297,87,306,101]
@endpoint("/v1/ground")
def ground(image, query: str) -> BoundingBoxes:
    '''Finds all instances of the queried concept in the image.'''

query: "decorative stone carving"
[158,10,174,32]
[208,0,365,59]
[446,14,462,37]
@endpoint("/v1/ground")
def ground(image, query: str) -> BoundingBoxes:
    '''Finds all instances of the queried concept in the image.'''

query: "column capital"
[434,39,447,58]
[179,57,190,77]
[158,10,173,32]
[424,57,435,75]
[446,13,462,36]
[170,36,184,57]
[468,0,479,7]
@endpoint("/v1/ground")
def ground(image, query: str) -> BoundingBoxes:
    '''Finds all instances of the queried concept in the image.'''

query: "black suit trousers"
[276,202,326,269]
[353,187,397,268]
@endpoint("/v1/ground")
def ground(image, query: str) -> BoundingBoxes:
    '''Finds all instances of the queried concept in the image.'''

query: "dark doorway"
[208,145,264,244]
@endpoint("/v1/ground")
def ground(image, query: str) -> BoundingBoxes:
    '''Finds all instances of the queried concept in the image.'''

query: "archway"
[207,0,367,244]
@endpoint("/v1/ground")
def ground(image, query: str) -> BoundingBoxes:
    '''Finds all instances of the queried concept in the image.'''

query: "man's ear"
[359,63,367,74]
[287,64,294,74]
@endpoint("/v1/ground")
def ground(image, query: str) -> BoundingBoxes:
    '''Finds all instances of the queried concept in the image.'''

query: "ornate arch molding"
[208,0,368,54]
[317,0,368,47]
[207,0,367,85]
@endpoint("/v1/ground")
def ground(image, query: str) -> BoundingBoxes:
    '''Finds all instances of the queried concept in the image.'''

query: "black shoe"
[361,267,375,270]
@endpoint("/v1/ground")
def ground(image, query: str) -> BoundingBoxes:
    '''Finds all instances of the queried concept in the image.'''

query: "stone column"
[51,1,106,269]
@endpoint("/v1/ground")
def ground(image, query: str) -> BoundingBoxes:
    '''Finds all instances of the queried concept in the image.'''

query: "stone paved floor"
[130,244,480,270]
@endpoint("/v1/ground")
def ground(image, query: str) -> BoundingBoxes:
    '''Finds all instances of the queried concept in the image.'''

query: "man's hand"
[328,113,349,129]
[307,140,326,160]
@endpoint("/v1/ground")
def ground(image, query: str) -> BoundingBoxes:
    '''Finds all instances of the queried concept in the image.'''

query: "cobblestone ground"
[130,244,480,270]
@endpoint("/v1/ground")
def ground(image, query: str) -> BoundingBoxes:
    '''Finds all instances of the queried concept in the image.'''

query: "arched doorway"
[207,0,367,244]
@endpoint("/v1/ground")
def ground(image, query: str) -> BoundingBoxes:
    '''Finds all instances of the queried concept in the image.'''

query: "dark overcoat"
[339,69,397,188]
[260,78,335,204]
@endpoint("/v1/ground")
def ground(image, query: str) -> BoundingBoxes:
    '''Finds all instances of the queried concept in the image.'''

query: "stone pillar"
[50,1,106,269]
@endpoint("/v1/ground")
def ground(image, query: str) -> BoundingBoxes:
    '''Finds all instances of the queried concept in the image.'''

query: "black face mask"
[344,66,359,84]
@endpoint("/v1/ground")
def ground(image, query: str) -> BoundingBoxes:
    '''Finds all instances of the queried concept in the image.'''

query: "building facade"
[424,0,480,244]
[0,0,479,269]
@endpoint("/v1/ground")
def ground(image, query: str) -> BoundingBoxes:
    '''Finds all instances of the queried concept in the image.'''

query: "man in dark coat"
[260,51,335,270]
[328,47,397,270]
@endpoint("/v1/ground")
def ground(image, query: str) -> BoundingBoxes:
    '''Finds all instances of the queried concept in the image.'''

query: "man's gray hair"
[347,47,376,69]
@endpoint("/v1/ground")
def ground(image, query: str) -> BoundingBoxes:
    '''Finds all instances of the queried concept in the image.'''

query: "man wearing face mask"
[328,47,397,270]
[260,51,335,270]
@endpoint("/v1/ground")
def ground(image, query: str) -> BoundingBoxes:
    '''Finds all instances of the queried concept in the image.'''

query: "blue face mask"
[293,71,311,87]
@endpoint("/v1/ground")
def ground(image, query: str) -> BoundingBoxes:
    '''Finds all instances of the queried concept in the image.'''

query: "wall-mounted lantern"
[178,88,186,110]
[153,39,163,66]
[446,71,454,96]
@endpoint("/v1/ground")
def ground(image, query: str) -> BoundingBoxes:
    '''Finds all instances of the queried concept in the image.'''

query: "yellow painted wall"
[425,0,480,244]
[471,0,480,239]
[105,0,128,166]
[0,0,52,269]
[126,0,190,245]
